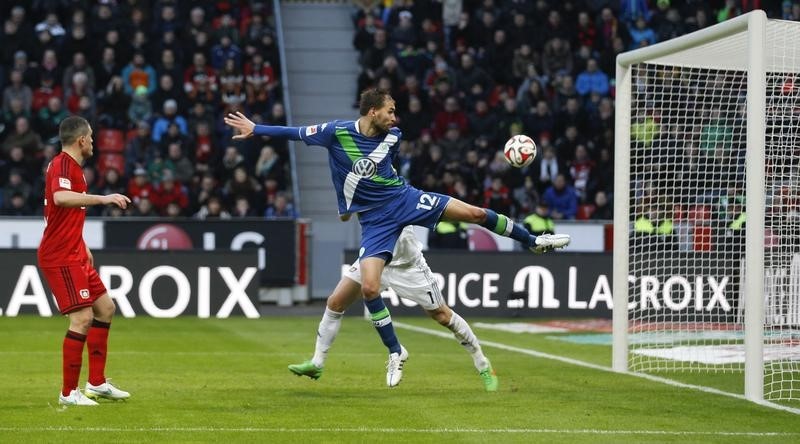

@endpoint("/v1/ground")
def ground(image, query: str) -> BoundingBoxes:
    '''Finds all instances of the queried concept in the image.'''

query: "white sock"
[311,307,344,368]
[447,312,489,371]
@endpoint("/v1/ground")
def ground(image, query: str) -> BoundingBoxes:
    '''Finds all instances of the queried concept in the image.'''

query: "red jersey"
[38,152,88,268]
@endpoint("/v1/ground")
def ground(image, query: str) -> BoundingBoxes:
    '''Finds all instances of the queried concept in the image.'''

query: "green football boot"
[479,363,499,392]
[288,360,323,380]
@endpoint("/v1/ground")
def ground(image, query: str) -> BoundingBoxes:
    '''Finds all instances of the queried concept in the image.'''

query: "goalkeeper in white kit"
[289,226,498,391]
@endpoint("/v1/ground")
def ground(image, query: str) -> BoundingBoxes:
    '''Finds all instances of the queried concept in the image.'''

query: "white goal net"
[615,12,800,403]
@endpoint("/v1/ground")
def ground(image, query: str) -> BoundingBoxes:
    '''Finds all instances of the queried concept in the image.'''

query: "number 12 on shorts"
[416,193,440,211]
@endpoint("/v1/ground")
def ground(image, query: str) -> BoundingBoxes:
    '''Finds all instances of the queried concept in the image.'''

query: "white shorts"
[343,257,446,311]
[345,226,446,310]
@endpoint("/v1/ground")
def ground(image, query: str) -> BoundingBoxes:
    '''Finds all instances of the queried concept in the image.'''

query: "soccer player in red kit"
[38,116,132,406]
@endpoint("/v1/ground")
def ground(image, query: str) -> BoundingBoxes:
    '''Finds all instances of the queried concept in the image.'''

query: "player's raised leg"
[361,256,408,387]
[84,293,129,401]
[440,198,570,253]
[288,277,361,380]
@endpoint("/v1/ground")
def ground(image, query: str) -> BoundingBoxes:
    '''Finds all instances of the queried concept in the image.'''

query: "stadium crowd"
[0,0,794,228]
[0,0,294,219]
[349,0,789,235]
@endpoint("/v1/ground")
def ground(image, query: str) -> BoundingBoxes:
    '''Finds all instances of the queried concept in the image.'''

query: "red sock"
[62,330,86,396]
[87,319,111,386]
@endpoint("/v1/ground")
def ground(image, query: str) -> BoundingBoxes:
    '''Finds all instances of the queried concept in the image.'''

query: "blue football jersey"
[299,120,407,215]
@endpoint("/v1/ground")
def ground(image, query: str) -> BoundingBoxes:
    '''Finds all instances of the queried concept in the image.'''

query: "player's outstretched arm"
[53,191,131,209]
[224,111,304,141]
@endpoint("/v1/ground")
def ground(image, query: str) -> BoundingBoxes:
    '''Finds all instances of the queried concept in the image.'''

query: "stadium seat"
[693,226,712,251]
[688,204,712,225]
[97,129,125,153]
[577,204,596,220]
[97,153,125,178]
[126,129,138,143]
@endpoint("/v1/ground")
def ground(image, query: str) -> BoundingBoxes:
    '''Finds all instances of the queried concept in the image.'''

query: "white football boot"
[59,389,98,406]
[85,379,130,400]
[386,345,409,387]
[531,234,571,253]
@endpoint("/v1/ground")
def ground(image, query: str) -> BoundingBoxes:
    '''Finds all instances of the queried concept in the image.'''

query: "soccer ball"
[503,135,537,168]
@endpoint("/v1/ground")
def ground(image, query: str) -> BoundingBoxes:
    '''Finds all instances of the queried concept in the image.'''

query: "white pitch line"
[0,426,796,436]
[393,322,800,416]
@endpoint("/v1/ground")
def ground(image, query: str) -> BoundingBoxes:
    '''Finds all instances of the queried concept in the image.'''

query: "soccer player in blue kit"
[224,89,570,386]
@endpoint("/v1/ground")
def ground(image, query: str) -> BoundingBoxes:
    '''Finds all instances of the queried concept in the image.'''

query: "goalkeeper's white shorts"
[343,258,446,311]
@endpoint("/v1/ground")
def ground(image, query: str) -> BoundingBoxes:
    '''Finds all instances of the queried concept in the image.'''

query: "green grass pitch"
[1,315,798,443]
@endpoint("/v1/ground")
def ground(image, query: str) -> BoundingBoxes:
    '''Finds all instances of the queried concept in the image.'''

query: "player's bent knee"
[361,282,381,300]
[69,310,93,332]
[427,308,451,325]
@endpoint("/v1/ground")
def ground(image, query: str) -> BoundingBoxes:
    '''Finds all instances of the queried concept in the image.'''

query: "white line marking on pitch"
[0,427,796,436]
[394,322,800,416]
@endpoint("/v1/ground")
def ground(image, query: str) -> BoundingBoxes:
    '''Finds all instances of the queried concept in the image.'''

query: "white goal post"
[613,10,800,403]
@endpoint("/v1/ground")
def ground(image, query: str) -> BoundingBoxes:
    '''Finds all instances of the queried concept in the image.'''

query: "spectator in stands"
[484,176,514,217]
[36,97,67,142]
[31,72,61,114]
[190,173,220,215]
[1,191,32,215]
[1,146,33,184]
[244,52,277,114]
[390,10,417,48]
[95,47,120,92]
[62,52,96,92]
[255,145,281,182]
[195,195,231,219]
[658,8,686,41]
[468,100,498,145]
[570,145,596,203]
[629,16,658,48]
[433,96,467,139]
[151,75,186,117]
[523,100,555,140]
[224,166,262,207]
[152,170,189,216]
[2,169,32,211]
[128,85,153,124]
[428,220,469,249]
[97,76,130,129]
[121,51,157,96]
[523,202,556,236]
[220,146,246,183]
[127,167,154,205]
[3,70,32,113]
[211,35,242,70]
[576,59,610,97]
[166,143,195,185]
[541,38,573,78]
[99,168,127,200]
[543,174,578,220]
[232,196,257,218]
[129,196,157,217]
[264,191,297,219]
[64,72,96,116]
[152,99,188,143]
[590,190,614,220]
[3,116,41,161]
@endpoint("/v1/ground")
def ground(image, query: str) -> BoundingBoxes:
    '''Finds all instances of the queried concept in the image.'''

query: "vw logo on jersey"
[352,157,377,178]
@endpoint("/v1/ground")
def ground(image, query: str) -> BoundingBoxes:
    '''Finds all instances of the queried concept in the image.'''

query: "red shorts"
[40,263,108,314]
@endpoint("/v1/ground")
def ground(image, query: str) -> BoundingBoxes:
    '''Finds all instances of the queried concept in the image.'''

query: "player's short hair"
[359,88,393,116]
[59,116,91,147]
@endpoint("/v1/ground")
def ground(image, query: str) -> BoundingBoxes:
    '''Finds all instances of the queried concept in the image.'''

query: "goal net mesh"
[626,20,800,401]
